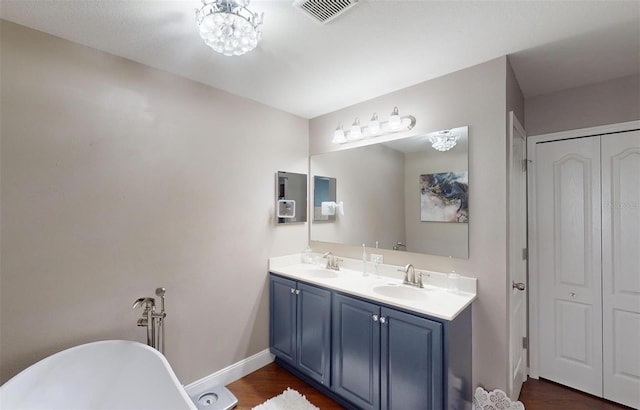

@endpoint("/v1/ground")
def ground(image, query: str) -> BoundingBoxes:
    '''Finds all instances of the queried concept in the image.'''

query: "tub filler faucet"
[133,288,166,354]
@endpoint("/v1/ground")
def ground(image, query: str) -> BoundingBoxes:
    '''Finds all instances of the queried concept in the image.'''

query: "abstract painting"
[420,172,468,223]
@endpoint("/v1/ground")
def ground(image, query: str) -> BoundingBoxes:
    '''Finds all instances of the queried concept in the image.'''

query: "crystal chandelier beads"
[429,130,459,151]
[196,0,263,56]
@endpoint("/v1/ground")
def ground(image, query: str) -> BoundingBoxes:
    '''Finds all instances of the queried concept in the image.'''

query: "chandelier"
[195,0,263,56]
[429,130,459,152]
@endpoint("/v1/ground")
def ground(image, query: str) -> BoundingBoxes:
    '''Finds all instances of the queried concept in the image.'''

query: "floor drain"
[198,392,218,406]
[187,385,237,410]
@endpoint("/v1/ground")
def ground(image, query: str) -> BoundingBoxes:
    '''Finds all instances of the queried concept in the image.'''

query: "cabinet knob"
[380,316,387,324]
[290,288,295,294]
[295,289,300,295]
[372,314,379,322]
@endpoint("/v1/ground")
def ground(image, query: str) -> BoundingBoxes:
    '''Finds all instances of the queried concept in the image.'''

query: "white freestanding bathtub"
[0,340,197,410]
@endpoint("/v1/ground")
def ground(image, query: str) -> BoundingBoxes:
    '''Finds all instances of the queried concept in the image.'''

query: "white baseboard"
[184,349,275,392]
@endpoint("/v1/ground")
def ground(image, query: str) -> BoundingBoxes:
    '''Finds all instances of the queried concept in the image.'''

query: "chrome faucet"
[133,288,167,354]
[399,263,423,288]
[393,241,407,251]
[322,251,342,270]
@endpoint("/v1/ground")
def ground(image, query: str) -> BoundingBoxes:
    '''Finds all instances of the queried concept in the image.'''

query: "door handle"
[512,281,526,291]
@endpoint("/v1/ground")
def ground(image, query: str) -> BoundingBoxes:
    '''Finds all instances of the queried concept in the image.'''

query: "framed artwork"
[420,172,468,223]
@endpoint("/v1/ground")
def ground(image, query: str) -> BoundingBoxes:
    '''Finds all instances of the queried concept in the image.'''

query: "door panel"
[555,155,594,288]
[381,308,443,410]
[297,283,331,386]
[602,130,640,408]
[535,136,603,396]
[331,294,380,410]
[555,300,594,365]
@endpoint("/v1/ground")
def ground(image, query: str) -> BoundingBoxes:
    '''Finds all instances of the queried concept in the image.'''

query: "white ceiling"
[1,0,638,119]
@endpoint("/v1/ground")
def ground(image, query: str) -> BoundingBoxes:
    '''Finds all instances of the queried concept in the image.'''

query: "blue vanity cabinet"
[297,282,332,386]
[332,293,445,410]
[332,293,381,410]
[269,275,331,386]
[270,275,297,364]
[380,307,443,410]
[271,273,472,409]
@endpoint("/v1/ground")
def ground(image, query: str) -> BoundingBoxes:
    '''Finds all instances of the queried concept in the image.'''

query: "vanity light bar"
[332,106,416,144]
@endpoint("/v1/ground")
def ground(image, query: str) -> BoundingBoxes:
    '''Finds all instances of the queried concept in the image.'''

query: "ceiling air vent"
[293,0,359,24]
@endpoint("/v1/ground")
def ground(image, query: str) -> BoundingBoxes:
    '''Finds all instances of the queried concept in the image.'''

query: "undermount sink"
[373,285,429,300]
[300,267,339,279]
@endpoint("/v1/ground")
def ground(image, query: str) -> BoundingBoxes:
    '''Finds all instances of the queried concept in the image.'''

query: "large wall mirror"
[310,126,469,258]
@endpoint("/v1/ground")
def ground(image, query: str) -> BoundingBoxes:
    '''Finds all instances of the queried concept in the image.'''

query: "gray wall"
[0,21,308,384]
[309,57,511,391]
[525,74,640,135]
[506,58,525,126]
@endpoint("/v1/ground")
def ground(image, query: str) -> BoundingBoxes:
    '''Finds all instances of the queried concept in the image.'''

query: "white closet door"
[602,130,640,409]
[535,136,603,396]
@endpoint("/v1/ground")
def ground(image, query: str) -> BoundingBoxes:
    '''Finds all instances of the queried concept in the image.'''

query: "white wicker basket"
[473,387,525,410]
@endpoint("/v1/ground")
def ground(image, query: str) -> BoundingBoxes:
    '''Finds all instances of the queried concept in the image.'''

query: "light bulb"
[368,113,380,136]
[348,118,362,141]
[388,106,402,131]
[332,125,346,144]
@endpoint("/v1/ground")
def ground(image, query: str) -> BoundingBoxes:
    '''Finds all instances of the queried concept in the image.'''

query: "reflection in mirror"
[276,171,307,224]
[310,126,468,258]
[313,176,337,222]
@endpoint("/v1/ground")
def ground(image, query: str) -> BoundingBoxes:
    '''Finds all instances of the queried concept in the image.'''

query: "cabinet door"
[381,307,443,410]
[269,275,297,365]
[332,293,380,410]
[297,283,332,386]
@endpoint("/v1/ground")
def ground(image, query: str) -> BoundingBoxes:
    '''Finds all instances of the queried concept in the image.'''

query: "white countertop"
[269,254,477,321]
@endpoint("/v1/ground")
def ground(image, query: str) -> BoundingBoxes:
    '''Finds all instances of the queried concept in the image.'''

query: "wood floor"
[518,378,633,410]
[226,362,635,409]
[226,362,344,409]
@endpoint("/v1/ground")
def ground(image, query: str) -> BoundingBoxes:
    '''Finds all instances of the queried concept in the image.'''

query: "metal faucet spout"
[132,297,155,309]
[322,251,341,270]
[398,263,423,288]
[404,264,415,283]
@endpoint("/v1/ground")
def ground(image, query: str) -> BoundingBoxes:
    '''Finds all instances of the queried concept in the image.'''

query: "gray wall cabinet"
[269,275,331,386]
[270,273,472,409]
